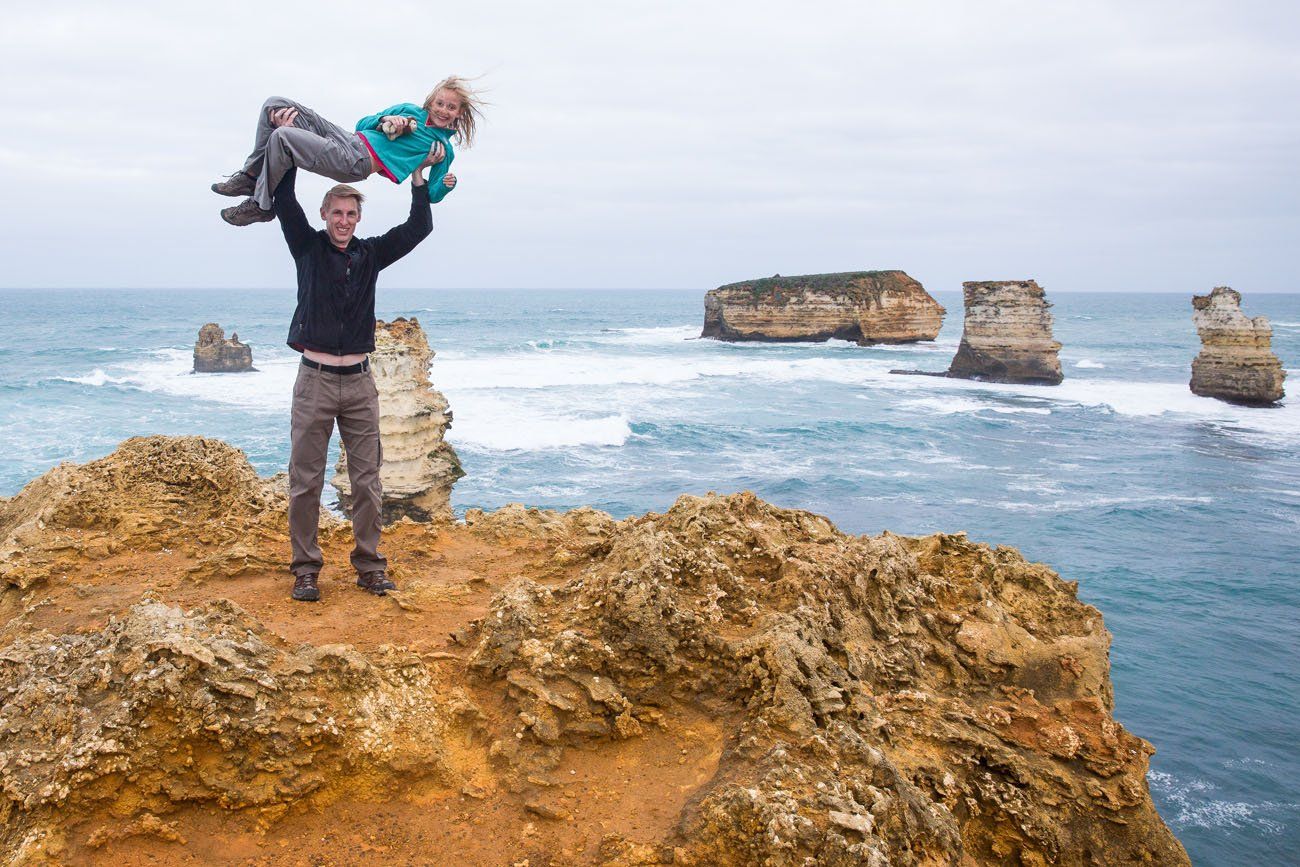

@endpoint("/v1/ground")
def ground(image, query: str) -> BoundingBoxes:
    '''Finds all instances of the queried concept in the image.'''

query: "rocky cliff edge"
[0,436,1187,866]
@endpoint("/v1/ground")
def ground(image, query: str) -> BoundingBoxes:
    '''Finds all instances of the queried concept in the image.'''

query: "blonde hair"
[422,76,485,147]
[321,184,364,212]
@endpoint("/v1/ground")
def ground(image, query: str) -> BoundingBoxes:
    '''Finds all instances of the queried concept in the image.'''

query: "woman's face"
[428,90,463,129]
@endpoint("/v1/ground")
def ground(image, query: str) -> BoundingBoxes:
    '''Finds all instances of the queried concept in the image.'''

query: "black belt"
[301,357,370,374]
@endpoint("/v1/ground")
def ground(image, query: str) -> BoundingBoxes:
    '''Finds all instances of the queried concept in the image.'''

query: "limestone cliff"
[192,323,253,373]
[946,280,1063,384]
[701,271,945,344]
[1190,286,1286,405]
[0,438,1189,866]
[334,317,464,523]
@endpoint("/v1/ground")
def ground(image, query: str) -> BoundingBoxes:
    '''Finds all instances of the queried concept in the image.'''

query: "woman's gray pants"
[242,97,371,210]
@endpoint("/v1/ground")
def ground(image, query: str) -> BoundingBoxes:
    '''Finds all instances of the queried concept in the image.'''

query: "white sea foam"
[62,368,114,387]
[1222,758,1271,770]
[1074,359,1106,369]
[450,406,631,451]
[1006,476,1066,495]
[61,349,297,413]
[859,337,960,353]
[434,348,924,391]
[897,395,1052,416]
[982,493,1214,513]
[591,324,699,345]
[1148,771,1291,834]
[908,452,995,470]
[60,337,1300,451]
[877,369,1300,443]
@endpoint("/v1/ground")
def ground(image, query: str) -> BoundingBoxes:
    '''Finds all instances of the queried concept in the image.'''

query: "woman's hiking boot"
[221,198,275,227]
[211,171,256,197]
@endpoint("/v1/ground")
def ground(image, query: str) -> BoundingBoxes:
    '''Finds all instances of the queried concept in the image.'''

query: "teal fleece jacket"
[356,103,457,204]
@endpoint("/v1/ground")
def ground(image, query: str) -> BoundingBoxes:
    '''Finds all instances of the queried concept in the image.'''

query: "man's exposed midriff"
[303,348,367,365]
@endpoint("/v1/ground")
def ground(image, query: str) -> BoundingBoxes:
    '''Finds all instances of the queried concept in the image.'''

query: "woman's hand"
[269,107,299,128]
[442,173,457,189]
[381,116,415,135]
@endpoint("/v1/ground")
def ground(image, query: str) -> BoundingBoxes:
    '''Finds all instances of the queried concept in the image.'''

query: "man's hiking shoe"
[291,573,320,602]
[221,198,275,226]
[211,171,255,197]
[357,570,397,596]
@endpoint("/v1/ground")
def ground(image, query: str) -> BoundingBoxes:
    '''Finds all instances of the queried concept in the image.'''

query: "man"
[274,122,439,603]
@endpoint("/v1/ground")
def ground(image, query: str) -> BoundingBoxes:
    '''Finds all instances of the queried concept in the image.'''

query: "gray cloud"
[1,0,1296,292]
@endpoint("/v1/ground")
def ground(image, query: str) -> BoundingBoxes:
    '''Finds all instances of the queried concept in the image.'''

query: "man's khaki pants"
[288,362,385,577]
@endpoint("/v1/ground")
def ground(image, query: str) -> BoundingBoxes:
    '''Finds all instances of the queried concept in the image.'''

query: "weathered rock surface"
[334,317,464,523]
[0,438,1188,865]
[0,436,314,591]
[470,493,1186,865]
[701,271,945,344]
[1190,286,1286,405]
[0,600,468,862]
[942,280,1063,384]
[192,323,253,373]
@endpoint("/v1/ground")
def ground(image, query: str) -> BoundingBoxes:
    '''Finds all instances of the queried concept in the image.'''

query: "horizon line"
[2,286,1298,295]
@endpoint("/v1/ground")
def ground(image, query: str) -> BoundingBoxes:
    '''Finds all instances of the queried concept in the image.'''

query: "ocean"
[1,286,1297,864]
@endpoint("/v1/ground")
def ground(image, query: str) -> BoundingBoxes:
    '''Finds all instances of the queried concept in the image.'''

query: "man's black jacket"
[274,168,432,355]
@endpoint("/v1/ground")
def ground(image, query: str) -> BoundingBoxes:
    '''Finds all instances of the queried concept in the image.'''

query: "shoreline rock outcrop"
[0,436,1190,865]
[944,279,1062,384]
[334,317,464,523]
[1190,286,1286,405]
[701,270,945,344]
[192,323,253,373]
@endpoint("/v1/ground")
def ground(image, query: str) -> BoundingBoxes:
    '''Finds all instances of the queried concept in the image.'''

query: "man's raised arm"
[273,168,315,258]
[373,168,434,271]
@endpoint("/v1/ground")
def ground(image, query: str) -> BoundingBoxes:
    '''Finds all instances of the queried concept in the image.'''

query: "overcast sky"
[1,0,1296,292]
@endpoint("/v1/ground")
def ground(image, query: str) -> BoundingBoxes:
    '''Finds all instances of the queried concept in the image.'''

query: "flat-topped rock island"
[702,270,945,344]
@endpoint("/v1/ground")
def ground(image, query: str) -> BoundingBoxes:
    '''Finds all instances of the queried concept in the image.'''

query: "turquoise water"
[2,287,1298,863]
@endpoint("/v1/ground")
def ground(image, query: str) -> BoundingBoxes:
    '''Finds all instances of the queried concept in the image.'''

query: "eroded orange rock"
[0,439,1188,865]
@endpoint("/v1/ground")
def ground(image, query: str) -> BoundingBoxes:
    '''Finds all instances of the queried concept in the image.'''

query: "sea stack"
[1190,286,1286,405]
[701,270,945,344]
[333,317,463,522]
[192,323,253,372]
[947,280,1063,384]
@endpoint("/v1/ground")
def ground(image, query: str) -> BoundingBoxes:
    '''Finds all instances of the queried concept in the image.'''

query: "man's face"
[320,196,361,248]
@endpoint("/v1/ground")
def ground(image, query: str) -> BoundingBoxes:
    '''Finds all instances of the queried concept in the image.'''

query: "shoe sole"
[221,213,274,227]
[356,581,394,597]
[211,173,255,197]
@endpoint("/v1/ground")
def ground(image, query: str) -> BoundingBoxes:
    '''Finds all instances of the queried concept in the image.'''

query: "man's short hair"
[321,184,365,211]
